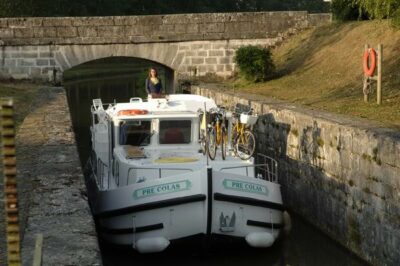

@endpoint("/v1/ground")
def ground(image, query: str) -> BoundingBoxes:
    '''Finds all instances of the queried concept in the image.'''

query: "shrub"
[234,45,275,82]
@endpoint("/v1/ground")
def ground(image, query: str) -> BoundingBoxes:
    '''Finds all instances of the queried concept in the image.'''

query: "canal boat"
[85,94,285,253]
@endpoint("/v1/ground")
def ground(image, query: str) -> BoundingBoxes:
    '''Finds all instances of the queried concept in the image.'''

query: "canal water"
[64,58,366,266]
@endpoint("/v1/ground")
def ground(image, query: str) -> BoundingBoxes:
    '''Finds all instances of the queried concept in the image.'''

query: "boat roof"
[104,94,218,118]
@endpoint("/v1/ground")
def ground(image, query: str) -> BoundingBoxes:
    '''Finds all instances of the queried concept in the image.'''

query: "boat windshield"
[119,120,151,146]
[159,120,191,144]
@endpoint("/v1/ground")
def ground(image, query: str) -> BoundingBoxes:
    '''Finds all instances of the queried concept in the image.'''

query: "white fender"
[135,237,170,253]
[283,211,292,235]
[245,232,275,248]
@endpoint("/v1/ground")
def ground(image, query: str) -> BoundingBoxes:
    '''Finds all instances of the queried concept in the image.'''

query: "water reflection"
[99,213,364,266]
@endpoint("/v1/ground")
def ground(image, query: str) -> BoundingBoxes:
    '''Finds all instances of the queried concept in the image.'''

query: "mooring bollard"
[1,98,22,266]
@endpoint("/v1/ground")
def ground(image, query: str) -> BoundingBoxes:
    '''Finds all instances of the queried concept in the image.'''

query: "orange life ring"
[118,109,148,116]
[363,48,376,77]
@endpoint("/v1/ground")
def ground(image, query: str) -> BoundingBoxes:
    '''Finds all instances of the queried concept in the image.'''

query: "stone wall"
[10,87,100,265]
[0,12,331,45]
[307,13,333,26]
[192,85,400,266]
[0,12,332,81]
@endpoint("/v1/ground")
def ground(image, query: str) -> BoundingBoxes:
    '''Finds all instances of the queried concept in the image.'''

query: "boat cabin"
[90,95,256,190]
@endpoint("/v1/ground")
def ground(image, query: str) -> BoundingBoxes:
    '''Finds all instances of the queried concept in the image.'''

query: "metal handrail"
[219,154,279,183]
[127,166,194,185]
[91,102,115,113]
[257,153,278,183]
[92,155,277,187]
[219,164,266,178]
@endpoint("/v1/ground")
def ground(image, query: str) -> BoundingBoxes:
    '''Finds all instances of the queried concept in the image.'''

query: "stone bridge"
[0,12,331,82]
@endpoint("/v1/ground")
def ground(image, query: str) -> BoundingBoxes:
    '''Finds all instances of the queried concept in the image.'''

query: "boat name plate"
[222,179,268,196]
[133,180,192,199]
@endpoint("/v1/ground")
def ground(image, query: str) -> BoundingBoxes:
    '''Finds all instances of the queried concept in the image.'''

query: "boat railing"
[127,167,194,185]
[92,99,104,111]
[91,103,115,113]
[91,98,118,114]
[256,153,279,183]
[95,159,109,189]
[220,153,278,183]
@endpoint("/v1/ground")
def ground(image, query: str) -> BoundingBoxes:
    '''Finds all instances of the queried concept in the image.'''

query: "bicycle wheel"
[235,130,256,160]
[207,127,217,160]
[221,125,227,160]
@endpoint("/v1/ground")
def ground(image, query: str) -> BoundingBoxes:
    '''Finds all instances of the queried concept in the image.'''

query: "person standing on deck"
[146,67,163,98]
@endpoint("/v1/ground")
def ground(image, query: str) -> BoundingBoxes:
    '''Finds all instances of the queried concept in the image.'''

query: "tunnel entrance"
[64,56,174,167]
[64,57,366,266]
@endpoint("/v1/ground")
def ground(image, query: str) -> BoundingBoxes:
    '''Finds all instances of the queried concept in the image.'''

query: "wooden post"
[32,234,43,266]
[377,44,382,105]
[1,98,21,266]
[364,44,369,103]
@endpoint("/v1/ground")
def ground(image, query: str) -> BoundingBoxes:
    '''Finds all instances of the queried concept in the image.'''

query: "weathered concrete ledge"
[192,85,400,266]
[7,87,101,265]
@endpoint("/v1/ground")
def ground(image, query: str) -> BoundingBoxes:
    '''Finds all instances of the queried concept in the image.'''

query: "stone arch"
[62,54,176,93]
[55,43,182,73]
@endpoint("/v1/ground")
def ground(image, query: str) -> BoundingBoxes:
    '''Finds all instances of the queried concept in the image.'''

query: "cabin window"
[119,120,151,146]
[159,120,191,144]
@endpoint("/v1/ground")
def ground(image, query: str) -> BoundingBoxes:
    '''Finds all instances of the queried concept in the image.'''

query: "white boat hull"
[85,166,284,253]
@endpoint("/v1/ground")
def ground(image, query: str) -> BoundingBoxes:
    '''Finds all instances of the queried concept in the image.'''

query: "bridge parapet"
[0,12,332,81]
[0,12,331,45]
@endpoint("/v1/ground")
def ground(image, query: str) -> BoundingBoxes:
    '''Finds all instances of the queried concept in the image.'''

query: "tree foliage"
[0,0,329,17]
[332,0,400,26]
[354,0,400,19]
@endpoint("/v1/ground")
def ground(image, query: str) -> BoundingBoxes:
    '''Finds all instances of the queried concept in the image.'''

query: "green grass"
[0,82,44,129]
[230,20,400,129]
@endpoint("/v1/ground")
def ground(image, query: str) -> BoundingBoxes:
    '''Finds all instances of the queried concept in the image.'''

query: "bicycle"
[230,107,257,160]
[207,107,228,160]
[198,110,208,155]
